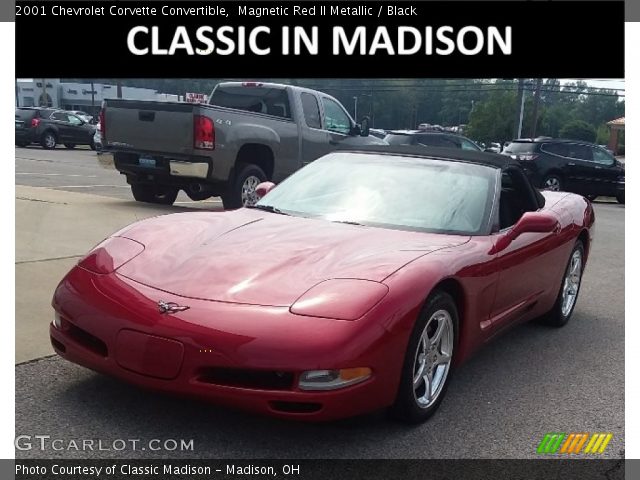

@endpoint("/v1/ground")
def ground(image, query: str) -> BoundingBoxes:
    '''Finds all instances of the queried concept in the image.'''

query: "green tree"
[465,90,517,144]
[559,120,597,142]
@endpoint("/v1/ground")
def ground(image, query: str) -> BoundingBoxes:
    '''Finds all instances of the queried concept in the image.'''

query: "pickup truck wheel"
[64,143,76,149]
[130,184,178,205]
[222,164,267,210]
[41,131,57,149]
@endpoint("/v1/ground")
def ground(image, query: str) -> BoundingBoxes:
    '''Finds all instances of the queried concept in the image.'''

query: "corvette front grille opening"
[67,324,108,357]
[196,367,294,391]
[269,401,322,414]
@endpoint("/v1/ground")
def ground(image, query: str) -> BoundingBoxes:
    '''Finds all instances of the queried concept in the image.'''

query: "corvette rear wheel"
[391,290,457,423]
[541,241,584,327]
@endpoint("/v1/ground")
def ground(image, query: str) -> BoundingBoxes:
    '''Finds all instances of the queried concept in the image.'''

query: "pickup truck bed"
[102,82,385,208]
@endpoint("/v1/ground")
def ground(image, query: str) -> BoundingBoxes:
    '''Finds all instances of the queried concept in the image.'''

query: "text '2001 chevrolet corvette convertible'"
[51,146,594,423]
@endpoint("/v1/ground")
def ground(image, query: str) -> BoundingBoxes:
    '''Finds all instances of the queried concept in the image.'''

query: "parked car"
[384,130,482,151]
[15,107,96,150]
[69,111,94,123]
[503,138,625,204]
[51,145,594,423]
[101,81,385,209]
[93,121,102,153]
[369,128,387,139]
[485,142,502,154]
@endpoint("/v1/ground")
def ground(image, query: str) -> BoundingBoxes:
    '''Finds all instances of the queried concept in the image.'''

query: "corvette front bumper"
[50,266,406,421]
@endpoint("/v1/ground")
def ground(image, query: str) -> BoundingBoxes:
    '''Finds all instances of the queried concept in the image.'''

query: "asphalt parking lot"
[15,147,624,459]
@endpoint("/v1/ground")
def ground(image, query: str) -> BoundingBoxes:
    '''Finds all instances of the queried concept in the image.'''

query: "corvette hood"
[115,209,469,306]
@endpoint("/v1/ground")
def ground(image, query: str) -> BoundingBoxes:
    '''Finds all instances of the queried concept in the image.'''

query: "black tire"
[616,193,625,205]
[390,290,458,424]
[540,241,585,327]
[586,195,597,202]
[64,143,76,149]
[130,183,178,205]
[221,163,267,210]
[40,131,57,149]
[542,174,563,192]
[89,140,96,151]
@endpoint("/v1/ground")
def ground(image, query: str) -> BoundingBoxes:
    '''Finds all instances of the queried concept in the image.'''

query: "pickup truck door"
[298,92,333,167]
[319,96,358,152]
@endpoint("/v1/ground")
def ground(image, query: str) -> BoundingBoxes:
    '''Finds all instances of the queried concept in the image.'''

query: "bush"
[559,120,597,143]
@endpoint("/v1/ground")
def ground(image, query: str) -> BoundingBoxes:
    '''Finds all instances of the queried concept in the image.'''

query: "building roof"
[607,117,625,127]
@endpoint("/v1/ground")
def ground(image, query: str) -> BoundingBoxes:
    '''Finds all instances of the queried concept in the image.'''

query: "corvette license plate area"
[115,329,184,379]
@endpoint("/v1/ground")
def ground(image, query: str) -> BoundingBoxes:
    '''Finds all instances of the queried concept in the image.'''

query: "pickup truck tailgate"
[105,100,195,155]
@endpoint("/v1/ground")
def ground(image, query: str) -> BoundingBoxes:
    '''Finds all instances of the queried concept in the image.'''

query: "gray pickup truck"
[102,82,386,208]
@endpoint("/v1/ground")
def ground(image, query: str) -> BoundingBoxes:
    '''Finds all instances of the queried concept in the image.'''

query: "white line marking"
[57,185,130,188]
[16,172,98,178]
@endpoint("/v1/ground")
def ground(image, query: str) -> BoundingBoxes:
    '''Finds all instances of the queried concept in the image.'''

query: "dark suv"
[384,130,482,151]
[504,138,624,204]
[15,107,96,150]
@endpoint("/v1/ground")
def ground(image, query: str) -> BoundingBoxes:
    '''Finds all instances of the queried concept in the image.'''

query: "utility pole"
[15,79,19,107]
[41,78,47,106]
[116,80,123,99]
[530,78,543,138]
[353,95,358,121]
[90,81,95,114]
[513,79,524,139]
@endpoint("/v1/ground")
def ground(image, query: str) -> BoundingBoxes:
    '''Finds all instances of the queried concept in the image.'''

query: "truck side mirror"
[359,116,370,137]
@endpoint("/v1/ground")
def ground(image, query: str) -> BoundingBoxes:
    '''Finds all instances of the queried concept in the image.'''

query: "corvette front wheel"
[540,241,585,327]
[391,290,458,423]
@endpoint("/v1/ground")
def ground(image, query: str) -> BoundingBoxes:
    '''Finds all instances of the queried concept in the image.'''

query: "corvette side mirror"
[255,181,276,199]
[491,212,559,254]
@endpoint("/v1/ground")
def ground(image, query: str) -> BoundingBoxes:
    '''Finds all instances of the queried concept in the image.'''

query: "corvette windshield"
[256,152,496,234]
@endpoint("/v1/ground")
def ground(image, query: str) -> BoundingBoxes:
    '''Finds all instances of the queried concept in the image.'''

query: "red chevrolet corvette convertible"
[51,146,594,423]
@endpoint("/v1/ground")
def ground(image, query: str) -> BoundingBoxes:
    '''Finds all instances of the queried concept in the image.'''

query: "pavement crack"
[16,254,82,265]
[16,196,68,205]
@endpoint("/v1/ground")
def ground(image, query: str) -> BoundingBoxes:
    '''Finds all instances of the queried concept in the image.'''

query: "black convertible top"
[337,143,546,209]
[338,144,517,169]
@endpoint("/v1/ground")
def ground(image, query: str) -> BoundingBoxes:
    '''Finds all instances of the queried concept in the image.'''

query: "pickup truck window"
[301,93,321,129]
[209,86,291,119]
[322,97,351,135]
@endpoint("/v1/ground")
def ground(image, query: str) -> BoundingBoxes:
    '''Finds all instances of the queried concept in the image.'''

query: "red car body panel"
[51,190,594,421]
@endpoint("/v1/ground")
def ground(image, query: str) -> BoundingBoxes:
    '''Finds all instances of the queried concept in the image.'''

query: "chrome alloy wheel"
[544,177,561,191]
[413,309,454,408]
[561,249,583,317]
[241,175,261,206]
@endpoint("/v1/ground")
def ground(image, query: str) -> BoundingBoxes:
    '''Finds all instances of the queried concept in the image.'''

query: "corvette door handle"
[567,162,576,166]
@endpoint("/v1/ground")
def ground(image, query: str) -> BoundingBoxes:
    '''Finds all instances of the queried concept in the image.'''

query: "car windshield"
[256,152,496,235]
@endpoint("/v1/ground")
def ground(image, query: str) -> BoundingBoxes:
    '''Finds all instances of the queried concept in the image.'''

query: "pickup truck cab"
[102,82,386,208]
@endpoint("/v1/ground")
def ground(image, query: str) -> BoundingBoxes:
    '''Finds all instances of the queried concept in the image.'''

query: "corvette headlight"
[298,368,372,391]
[78,236,144,274]
[290,279,388,320]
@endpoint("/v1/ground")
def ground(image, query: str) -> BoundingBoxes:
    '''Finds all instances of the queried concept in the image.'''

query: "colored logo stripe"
[537,433,565,454]
[538,433,613,454]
